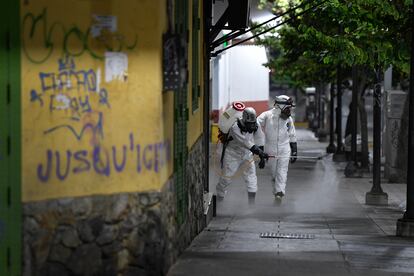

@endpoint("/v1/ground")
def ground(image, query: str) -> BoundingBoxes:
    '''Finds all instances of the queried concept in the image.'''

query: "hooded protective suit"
[257,105,297,196]
[216,117,265,199]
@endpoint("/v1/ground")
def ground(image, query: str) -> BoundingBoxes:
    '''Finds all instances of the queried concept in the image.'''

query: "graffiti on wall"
[22,8,138,64]
[29,56,110,152]
[28,54,171,183]
[27,54,171,183]
[21,3,172,200]
[37,133,171,182]
[44,112,104,142]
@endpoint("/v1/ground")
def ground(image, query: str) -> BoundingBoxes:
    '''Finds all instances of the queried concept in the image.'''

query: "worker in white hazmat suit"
[257,95,297,200]
[216,107,268,204]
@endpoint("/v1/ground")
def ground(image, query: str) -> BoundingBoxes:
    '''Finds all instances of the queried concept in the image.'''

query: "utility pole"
[327,83,336,153]
[366,69,388,205]
[397,6,414,236]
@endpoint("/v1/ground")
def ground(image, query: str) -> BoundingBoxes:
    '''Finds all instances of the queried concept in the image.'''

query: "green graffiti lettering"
[22,8,138,64]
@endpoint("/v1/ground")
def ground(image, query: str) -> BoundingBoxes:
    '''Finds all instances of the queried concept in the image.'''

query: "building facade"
[0,0,208,275]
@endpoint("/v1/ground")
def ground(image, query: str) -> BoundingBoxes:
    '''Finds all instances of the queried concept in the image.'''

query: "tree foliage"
[255,0,412,86]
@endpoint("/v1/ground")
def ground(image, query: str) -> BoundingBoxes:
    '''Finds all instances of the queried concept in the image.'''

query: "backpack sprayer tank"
[217,102,246,167]
[218,102,246,135]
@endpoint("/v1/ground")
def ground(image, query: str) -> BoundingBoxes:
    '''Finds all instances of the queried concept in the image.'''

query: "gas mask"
[238,107,258,133]
[274,95,294,120]
[280,106,292,120]
[244,121,258,133]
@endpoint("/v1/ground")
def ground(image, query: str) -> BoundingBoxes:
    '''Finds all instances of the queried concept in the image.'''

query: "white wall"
[212,44,269,112]
[217,52,230,111]
[228,45,269,103]
[212,58,220,111]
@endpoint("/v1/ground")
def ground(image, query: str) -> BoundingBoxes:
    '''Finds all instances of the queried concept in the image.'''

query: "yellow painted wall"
[187,0,204,147]
[21,0,173,202]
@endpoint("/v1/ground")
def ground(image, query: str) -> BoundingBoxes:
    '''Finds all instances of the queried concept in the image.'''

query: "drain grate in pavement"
[260,232,315,239]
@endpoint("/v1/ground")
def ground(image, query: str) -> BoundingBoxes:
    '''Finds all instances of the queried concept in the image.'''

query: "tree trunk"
[350,66,359,163]
[358,84,370,171]
[317,83,329,141]
[353,66,370,171]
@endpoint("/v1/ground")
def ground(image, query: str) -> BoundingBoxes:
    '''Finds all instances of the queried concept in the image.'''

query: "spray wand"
[267,155,323,160]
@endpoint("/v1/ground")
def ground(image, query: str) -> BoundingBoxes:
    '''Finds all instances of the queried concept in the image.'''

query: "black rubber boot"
[248,192,256,205]
[273,192,282,206]
[275,192,284,198]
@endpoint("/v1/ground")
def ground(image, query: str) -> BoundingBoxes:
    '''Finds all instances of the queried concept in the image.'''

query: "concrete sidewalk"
[168,129,414,276]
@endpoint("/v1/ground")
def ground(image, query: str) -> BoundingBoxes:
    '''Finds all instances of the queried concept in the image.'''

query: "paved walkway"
[168,129,413,276]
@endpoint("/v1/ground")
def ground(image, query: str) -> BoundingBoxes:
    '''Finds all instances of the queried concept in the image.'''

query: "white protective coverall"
[216,121,265,198]
[257,107,297,195]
